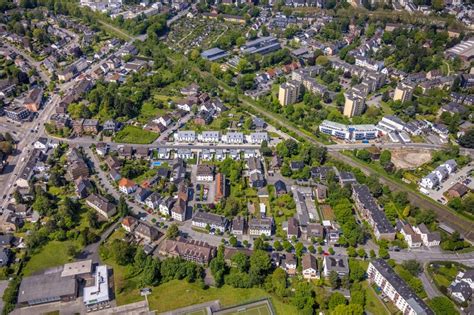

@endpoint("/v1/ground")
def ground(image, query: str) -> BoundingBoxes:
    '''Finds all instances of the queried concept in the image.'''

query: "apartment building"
[367,259,433,315]
[278,80,301,106]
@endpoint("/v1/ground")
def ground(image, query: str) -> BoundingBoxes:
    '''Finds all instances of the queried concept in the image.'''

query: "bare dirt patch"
[391,149,432,169]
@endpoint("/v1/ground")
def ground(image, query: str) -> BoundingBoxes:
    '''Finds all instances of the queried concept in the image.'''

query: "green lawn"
[109,266,297,315]
[363,282,392,315]
[143,281,296,315]
[23,240,79,276]
[137,102,167,124]
[114,126,158,144]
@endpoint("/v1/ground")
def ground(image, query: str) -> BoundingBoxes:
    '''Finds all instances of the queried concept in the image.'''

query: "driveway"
[0,280,9,314]
[420,270,440,299]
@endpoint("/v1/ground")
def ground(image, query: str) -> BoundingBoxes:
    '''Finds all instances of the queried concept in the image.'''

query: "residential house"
[248,217,273,236]
[135,187,151,204]
[231,216,245,235]
[145,192,161,210]
[75,177,93,198]
[247,157,265,188]
[286,217,300,239]
[196,164,215,182]
[134,222,160,242]
[302,254,318,280]
[323,255,349,277]
[171,198,187,222]
[85,194,117,219]
[192,210,229,232]
[23,87,43,112]
[398,221,422,248]
[413,223,440,247]
[121,216,137,233]
[282,254,297,276]
[118,178,137,195]
[274,180,287,196]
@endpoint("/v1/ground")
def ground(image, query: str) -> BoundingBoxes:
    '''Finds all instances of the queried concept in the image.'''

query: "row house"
[198,131,220,143]
[175,130,196,143]
[352,184,396,241]
[192,210,229,232]
[248,217,273,237]
[249,132,269,144]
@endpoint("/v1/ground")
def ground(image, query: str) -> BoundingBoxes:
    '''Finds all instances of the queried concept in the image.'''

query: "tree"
[369,249,376,259]
[266,268,288,298]
[66,244,78,258]
[273,240,283,251]
[459,129,474,148]
[357,248,366,258]
[328,247,335,255]
[282,240,293,252]
[166,224,179,239]
[118,196,129,217]
[229,235,238,247]
[378,247,390,259]
[292,281,314,311]
[329,270,340,289]
[295,242,305,258]
[428,296,457,315]
[349,260,365,282]
[328,292,347,310]
[379,150,392,167]
[210,247,227,287]
[316,55,330,66]
[110,239,135,265]
[347,246,357,257]
[249,250,271,285]
[402,260,422,276]
[332,304,363,315]
[231,252,249,273]
[356,149,371,162]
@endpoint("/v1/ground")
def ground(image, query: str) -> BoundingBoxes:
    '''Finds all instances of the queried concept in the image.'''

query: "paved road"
[420,270,440,299]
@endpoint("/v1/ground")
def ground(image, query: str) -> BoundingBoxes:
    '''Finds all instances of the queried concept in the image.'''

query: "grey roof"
[450,282,472,301]
[371,259,433,315]
[324,255,349,274]
[193,210,228,227]
[248,217,273,230]
[18,272,77,304]
[352,184,395,235]
[232,216,245,231]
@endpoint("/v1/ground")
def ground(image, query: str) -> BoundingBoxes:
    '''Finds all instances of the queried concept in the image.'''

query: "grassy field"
[109,268,297,315]
[137,102,167,124]
[114,125,158,144]
[23,240,79,276]
[143,281,296,315]
[429,263,462,288]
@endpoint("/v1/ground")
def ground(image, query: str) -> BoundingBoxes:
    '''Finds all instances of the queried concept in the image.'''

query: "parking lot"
[424,163,473,204]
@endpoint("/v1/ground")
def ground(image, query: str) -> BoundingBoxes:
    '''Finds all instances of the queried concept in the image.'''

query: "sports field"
[215,300,274,315]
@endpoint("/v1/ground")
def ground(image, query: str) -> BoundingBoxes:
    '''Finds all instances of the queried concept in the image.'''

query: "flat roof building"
[201,48,229,61]
[83,265,110,307]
